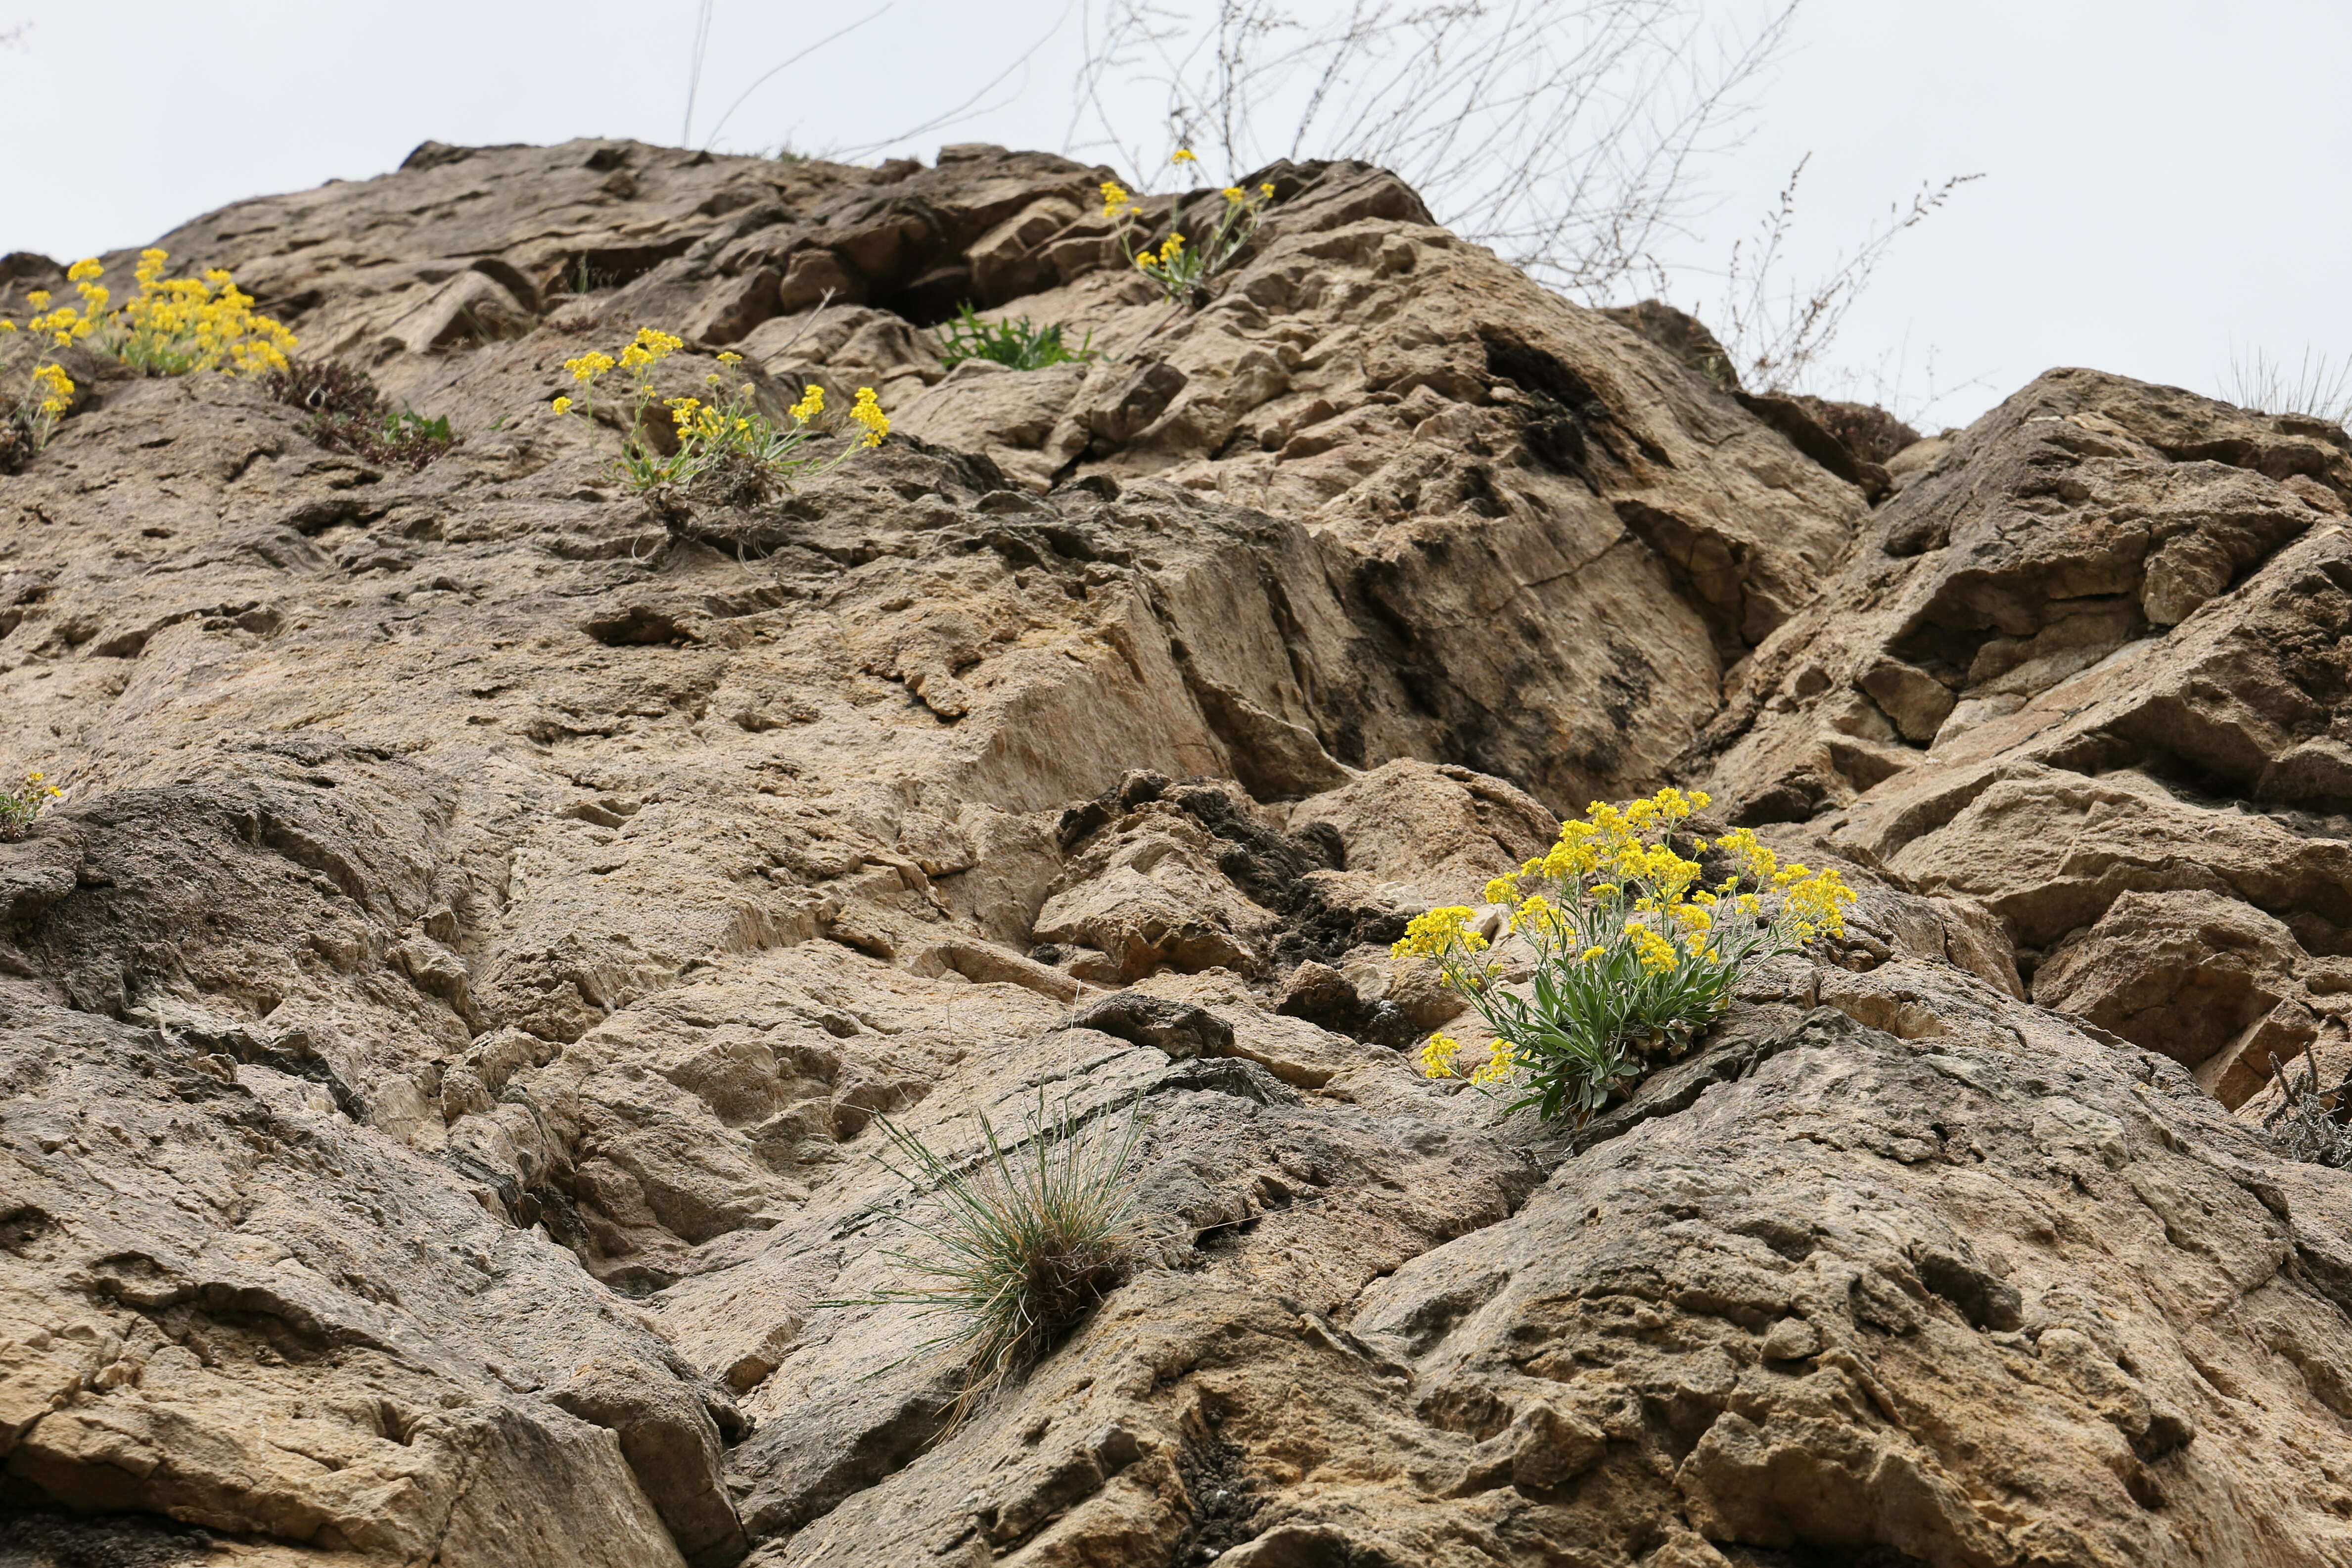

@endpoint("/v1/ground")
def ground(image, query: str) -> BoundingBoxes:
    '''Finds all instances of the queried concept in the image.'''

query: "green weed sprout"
[1400,787,1856,1123]
[933,305,1096,371]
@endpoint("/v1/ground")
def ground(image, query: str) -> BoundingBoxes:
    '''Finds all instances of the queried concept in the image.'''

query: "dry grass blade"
[823,1090,1145,1424]
[2223,345,2352,428]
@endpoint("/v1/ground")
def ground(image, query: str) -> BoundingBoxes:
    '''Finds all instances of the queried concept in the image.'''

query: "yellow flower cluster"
[1405,784,1860,1113]
[2,252,292,454]
[544,328,884,495]
[667,395,750,443]
[849,386,889,448]
[1626,924,1679,974]
[0,770,65,842]
[92,250,294,374]
[28,364,73,419]
[1393,905,1488,961]
[1171,148,1199,164]
[620,326,683,370]
[1135,232,1187,274]
[1101,158,1280,306]
[1418,1032,1459,1078]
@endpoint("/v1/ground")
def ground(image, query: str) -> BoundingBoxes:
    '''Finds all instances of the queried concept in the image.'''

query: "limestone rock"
[8,133,2352,1568]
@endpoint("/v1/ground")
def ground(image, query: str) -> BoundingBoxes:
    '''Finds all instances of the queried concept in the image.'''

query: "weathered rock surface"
[4,136,2352,1568]
[1691,369,2352,1107]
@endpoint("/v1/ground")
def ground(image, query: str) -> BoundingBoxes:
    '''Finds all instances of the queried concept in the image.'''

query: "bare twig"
[698,8,895,152]
[2264,1051,2352,1167]
[1714,158,1982,395]
[1068,0,1798,301]
[760,288,838,361]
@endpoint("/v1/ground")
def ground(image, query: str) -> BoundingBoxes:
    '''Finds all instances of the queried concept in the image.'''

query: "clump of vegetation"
[5,251,295,375]
[2224,346,2352,429]
[0,363,74,472]
[266,360,458,471]
[1,250,300,462]
[2263,1053,2352,1166]
[1399,787,1855,1122]
[826,1093,1143,1421]
[933,305,1096,371]
[0,770,65,842]
[1102,151,1277,305]
[552,327,887,497]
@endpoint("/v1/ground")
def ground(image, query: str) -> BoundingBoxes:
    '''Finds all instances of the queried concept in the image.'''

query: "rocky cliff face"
[2,138,2350,1568]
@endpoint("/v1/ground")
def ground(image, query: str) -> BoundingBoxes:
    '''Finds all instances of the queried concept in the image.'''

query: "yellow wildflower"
[1259,182,1275,197]
[1222,186,1245,203]
[1579,945,1606,963]
[1627,925,1678,974]
[850,386,889,448]
[1392,906,1487,961]
[65,259,102,282]
[1171,148,1199,163]
[1470,1039,1516,1087]
[25,291,48,310]
[1418,1032,1460,1080]
[552,395,573,414]
[565,352,615,384]
[789,383,825,424]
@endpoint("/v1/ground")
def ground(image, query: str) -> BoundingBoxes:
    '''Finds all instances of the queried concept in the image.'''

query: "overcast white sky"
[3,1,2346,427]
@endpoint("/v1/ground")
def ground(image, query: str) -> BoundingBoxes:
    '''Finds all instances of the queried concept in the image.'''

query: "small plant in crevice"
[821,1091,1144,1424]
[0,362,73,473]
[1102,151,1278,306]
[0,770,65,842]
[2263,1052,2352,1167]
[551,327,886,499]
[933,304,1097,371]
[5,251,296,377]
[1399,787,1854,1123]
[266,360,459,472]
[2,252,300,465]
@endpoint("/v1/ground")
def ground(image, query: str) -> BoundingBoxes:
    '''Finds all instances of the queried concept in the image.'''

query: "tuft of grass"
[824,1090,1143,1422]
[934,305,1098,371]
[2223,346,2352,428]
[267,360,458,471]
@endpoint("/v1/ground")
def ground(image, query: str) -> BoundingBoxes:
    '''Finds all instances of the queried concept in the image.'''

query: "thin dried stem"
[1714,159,1983,395]
[1069,0,1797,300]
